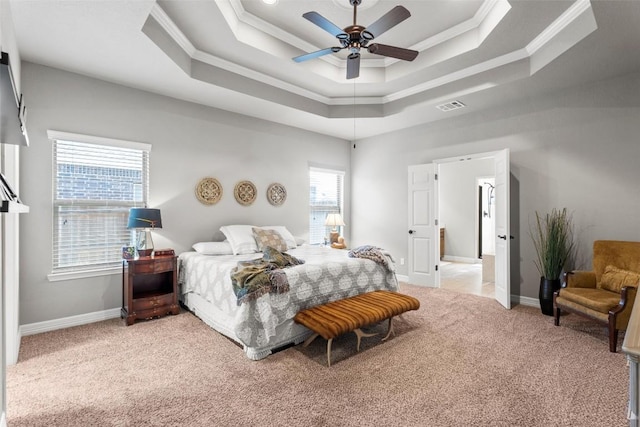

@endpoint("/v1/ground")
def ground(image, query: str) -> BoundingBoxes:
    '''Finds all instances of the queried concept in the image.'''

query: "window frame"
[47,130,151,282]
[309,166,345,245]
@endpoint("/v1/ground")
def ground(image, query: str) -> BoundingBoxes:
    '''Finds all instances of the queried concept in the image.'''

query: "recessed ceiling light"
[262,0,278,5]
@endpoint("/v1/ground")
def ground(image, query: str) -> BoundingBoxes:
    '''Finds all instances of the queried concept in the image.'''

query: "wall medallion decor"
[234,180,257,206]
[266,183,287,206]
[195,177,223,205]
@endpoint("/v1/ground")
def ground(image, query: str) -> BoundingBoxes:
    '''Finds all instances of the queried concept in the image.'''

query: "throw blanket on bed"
[348,245,395,272]
[231,246,305,305]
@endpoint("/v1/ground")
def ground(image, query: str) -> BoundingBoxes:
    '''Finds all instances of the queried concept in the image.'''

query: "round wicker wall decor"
[266,183,287,206]
[195,177,223,205]
[234,180,257,206]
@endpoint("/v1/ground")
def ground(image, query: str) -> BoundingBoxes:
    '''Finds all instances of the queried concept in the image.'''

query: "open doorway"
[408,149,510,308]
[438,159,495,298]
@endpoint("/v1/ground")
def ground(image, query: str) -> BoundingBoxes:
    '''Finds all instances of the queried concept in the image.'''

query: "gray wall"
[351,72,640,300]
[19,62,350,325]
[439,158,494,260]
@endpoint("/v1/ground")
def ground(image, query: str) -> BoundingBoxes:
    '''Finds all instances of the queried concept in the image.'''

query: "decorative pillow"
[599,265,640,293]
[252,227,288,252]
[192,241,233,255]
[260,225,297,249]
[220,225,259,255]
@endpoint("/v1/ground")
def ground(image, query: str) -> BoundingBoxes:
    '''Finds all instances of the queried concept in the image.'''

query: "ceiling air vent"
[436,100,466,112]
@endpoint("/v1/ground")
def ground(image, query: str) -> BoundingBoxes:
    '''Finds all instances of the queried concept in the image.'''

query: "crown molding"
[149,3,196,57]
[526,0,593,55]
[145,0,595,113]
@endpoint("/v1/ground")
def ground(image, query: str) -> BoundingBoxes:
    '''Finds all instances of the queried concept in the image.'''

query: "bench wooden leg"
[353,328,378,352]
[303,333,319,348]
[327,338,333,367]
[382,317,395,341]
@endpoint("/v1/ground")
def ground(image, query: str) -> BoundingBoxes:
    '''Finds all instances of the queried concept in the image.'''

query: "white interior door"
[494,149,511,309]
[408,164,439,287]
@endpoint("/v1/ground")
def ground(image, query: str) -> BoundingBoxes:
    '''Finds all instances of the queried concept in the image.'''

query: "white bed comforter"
[178,245,398,348]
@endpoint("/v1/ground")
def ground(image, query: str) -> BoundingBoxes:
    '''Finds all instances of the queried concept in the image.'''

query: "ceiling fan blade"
[293,47,341,63]
[367,43,419,61]
[364,6,411,39]
[346,53,360,79]
[303,12,347,39]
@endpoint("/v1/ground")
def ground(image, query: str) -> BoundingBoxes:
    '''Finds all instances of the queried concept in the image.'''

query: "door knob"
[408,230,415,234]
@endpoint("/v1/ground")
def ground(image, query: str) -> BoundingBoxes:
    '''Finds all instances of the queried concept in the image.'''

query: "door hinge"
[435,265,438,271]
[435,173,438,180]
[435,219,438,226]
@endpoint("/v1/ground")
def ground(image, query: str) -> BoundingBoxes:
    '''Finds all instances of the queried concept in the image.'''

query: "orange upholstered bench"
[293,290,420,366]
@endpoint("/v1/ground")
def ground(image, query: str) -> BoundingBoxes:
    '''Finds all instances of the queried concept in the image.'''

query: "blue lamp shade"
[127,208,162,229]
[127,208,162,257]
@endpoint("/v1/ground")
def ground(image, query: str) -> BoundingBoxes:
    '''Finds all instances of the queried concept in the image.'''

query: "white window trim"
[47,266,121,282]
[47,130,151,152]
[47,130,150,281]
[309,165,345,245]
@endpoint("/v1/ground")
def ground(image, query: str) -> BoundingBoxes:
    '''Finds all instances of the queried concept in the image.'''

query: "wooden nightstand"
[121,254,179,326]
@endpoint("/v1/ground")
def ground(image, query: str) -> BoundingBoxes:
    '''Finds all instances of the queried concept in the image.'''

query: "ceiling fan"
[293,0,419,79]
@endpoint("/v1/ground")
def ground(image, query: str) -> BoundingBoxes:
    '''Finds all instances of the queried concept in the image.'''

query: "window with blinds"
[50,131,150,275]
[309,167,344,245]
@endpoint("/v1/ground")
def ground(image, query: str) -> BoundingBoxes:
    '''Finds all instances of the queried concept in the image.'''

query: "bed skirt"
[181,292,313,360]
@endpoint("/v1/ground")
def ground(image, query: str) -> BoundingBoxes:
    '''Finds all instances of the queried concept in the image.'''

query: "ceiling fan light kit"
[293,0,419,79]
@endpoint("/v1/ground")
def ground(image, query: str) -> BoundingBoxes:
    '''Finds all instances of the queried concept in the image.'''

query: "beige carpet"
[7,284,629,426]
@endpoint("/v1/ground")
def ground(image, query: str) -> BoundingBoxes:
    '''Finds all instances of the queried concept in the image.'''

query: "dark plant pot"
[539,277,561,316]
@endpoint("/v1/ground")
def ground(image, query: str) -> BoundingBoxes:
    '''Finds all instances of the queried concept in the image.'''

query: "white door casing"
[408,164,439,287]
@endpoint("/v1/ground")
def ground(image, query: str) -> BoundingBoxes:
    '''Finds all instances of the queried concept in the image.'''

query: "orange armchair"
[553,240,640,352]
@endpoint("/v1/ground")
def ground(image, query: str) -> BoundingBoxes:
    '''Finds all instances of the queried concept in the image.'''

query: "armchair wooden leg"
[609,320,618,353]
[554,307,561,326]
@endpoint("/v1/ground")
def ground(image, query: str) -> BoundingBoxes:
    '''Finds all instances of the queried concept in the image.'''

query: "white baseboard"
[513,295,540,308]
[396,274,409,283]
[20,308,121,337]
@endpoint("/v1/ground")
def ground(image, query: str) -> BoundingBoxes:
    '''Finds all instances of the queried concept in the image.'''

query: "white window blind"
[309,167,344,245]
[50,131,150,275]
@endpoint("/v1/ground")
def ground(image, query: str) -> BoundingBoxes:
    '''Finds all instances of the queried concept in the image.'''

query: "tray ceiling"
[9,0,640,139]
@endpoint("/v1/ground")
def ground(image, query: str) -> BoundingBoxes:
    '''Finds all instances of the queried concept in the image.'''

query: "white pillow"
[220,225,259,255]
[192,241,233,255]
[260,226,297,249]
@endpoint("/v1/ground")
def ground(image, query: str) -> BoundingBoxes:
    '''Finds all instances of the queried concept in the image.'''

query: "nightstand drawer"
[133,293,174,311]
[129,257,175,274]
[135,306,172,320]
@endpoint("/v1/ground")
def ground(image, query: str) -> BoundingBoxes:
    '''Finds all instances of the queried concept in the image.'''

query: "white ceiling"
[8,0,640,140]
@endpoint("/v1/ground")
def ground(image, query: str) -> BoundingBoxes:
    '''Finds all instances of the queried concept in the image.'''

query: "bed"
[177,225,399,360]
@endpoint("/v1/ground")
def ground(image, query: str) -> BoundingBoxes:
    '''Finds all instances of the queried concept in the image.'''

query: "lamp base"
[329,231,340,244]
[137,249,153,258]
[136,230,154,258]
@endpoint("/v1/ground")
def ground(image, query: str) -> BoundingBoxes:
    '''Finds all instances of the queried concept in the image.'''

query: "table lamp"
[127,208,162,257]
[325,213,345,244]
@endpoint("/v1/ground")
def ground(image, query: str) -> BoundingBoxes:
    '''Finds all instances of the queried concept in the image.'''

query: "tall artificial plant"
[530,208,575,280]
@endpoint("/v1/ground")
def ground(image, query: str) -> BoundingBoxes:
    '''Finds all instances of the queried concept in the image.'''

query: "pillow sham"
[260,225,297,249]
[599,265,640,293]
[220,225,259,255]
[192,241,233,255]
[252,227,288,252]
